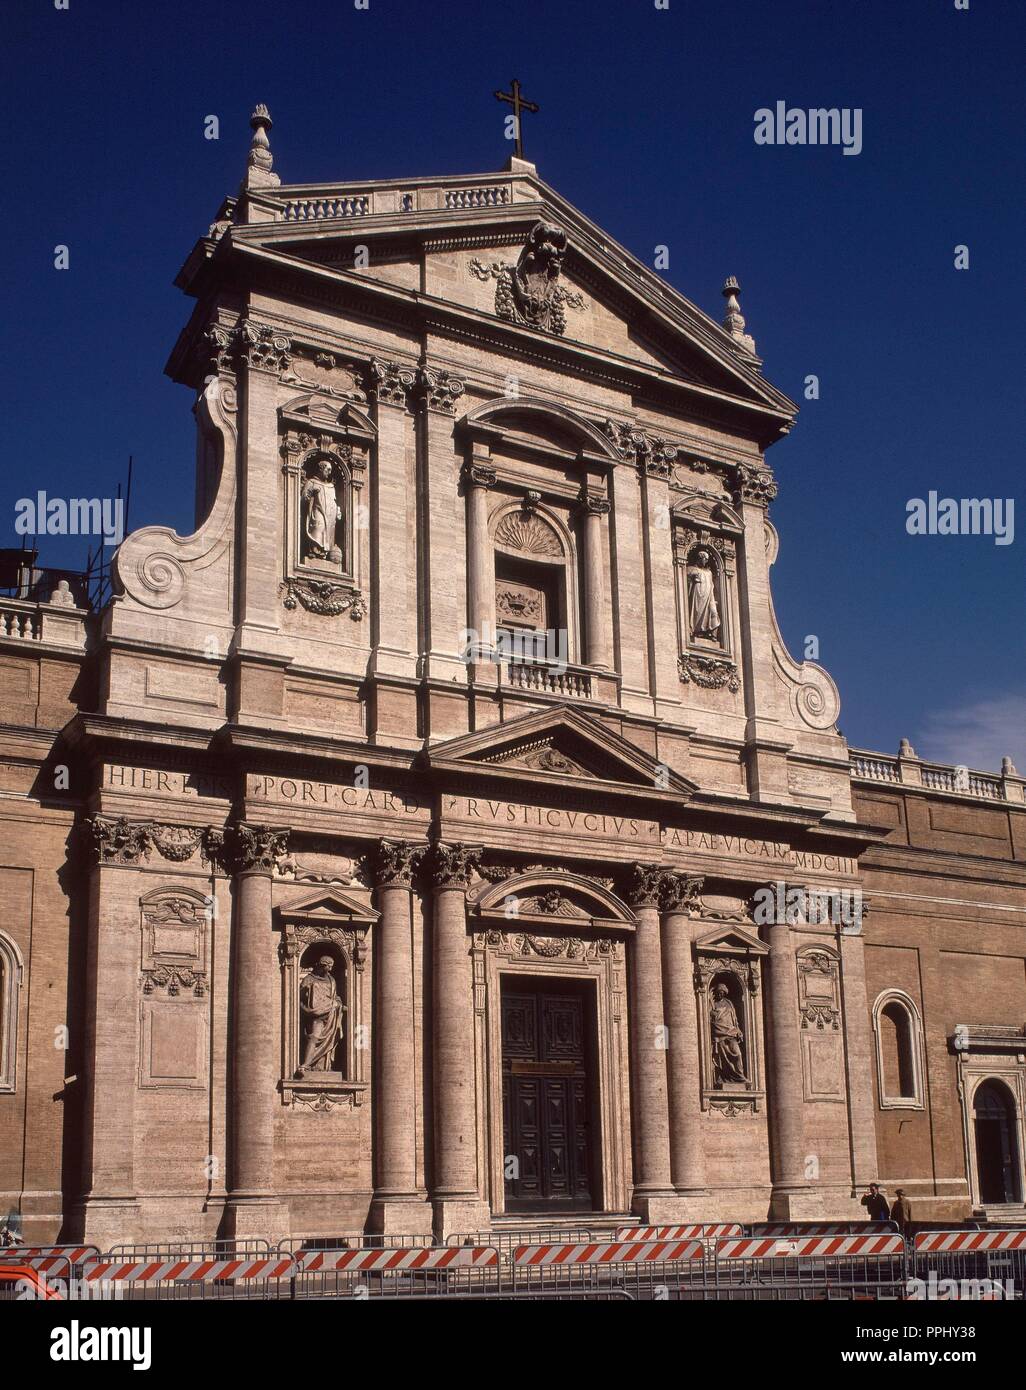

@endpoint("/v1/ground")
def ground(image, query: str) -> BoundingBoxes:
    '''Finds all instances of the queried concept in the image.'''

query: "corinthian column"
[626,865,675,1217]
[369,841,432,1235]
[429,843,489,1239]
[765,901,816,1218]
[578,492,610,668]
[660,873,708,1201]
[224,823,291,1241]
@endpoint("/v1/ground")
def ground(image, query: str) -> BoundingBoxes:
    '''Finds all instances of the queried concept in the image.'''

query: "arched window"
[0,931,24,1093]
[873,990,924,1109]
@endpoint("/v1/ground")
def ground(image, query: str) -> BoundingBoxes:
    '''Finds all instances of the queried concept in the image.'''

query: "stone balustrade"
[850,747,1023,803]
[270,174,525,224]
[504,659,593,700]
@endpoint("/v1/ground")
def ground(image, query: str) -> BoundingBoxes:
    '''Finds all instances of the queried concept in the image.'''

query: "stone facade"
[1,111,1024,1245]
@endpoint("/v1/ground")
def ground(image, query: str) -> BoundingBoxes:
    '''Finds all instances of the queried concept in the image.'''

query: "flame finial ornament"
[721,276,756,356]
[245,104,280,189]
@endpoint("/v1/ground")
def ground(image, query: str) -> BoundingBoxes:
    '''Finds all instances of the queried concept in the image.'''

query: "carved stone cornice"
[235,319,292,374]
[280,577,366,620]
[462,461,497,489]
[222,823,289,876]
[374,840,425,888]
[81,815,154,867]
[661,873,704,915]
[624,864,665,909]
[370,358,417,408]
[678,653,740,693]
[430,842,482,891]
[414,365,466,414]
[734,463,778,506]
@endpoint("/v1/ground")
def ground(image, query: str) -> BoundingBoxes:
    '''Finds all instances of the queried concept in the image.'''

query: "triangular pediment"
[279,887,378,924]
[190,167,795,438]
[425,704,697,797]
[693,925,768,956]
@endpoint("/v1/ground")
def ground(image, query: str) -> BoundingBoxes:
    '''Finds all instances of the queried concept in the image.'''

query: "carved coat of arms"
[471,222,585,335]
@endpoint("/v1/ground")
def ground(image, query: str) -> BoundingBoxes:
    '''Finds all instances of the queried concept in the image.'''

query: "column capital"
[79,814,154,867]
[430,842,482,890]
[222,822,290,875]
[461,460,497,489]
[370,358,417,409]
[623,863,667,909]
[660,872,703,914]
[734,462,778,507]
[414,365,465,415]
[577,490,610,518]
[374,840,427,888]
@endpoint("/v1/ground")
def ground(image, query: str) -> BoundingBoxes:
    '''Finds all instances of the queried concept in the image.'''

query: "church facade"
[1,109,1025,1247]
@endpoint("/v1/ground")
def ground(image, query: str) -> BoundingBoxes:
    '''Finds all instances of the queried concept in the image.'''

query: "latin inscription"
[105,764,232,799]
[663,828,857,876]
[443,795,659,841]
[247,774,430,819]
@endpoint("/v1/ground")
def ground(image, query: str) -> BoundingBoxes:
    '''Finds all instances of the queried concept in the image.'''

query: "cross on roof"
[494,79,539,161]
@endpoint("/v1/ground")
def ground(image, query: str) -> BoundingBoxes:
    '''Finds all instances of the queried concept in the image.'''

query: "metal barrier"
[0,1244,98,1274]
[615,1223,742,1240]
[447,1226,599,1251]
[7,1227,1025,1301]
[106,1238,271,1260]
[510,1239,705,1300]
[77,1253,297,1302]
[280,1232,436,1253]
[289,1245,502,1301]
[745,1222,898,1236]
[910,1230,1026,1299]
[701,1234,908,1302]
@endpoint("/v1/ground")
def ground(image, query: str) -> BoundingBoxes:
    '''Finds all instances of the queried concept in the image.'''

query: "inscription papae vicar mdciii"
[663,827,859,877]
[442,794,660,842]
[246,773,430,820]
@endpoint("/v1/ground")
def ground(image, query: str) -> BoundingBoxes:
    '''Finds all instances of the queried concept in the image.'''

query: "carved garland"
[280,576,366,619]
[474,929,615,962]
[678,653,740,692]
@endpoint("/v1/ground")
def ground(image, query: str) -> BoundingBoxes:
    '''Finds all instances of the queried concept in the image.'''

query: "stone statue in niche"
[710,982,747,1084]
[687,548,721,643]
[296,955,344,1075]
[302,459,342,563]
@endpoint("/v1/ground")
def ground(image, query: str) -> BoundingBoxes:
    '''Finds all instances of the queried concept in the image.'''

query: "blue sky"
[2,0,1023,768]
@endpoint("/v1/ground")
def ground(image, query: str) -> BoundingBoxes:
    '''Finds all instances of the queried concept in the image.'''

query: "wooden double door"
[501,978,597,1211]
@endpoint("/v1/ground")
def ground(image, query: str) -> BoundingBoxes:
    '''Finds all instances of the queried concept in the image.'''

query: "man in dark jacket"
[861,1183,890,1222]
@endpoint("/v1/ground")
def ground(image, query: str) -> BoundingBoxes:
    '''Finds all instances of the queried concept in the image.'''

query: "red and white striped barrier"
[748,1223,893,1237]
[81,1255,296,1284]
[915,1229,1026,1254]
[296,1246,498,1273]
[0,1245,97,1272]
[615,1223,741,1241]
[514,1239,705,1267]
[717,1234,905,1260]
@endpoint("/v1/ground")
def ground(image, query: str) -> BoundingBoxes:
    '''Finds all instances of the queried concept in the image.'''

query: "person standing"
[890,1188,912,1235]
[861,1183,890,1222]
